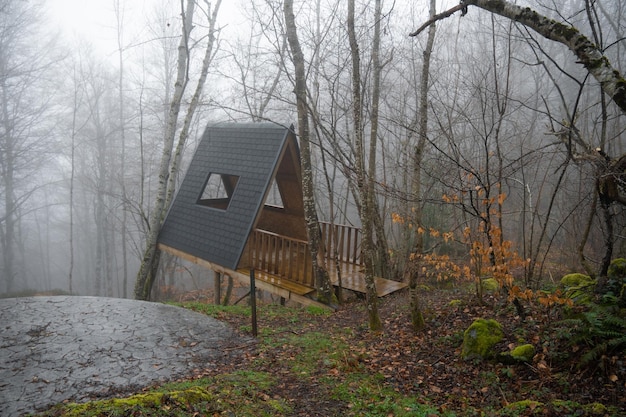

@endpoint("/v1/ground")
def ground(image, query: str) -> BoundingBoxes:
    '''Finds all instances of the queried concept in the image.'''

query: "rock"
[510,344,535,362]
[560,273,596,304]
[448,299,463,308]
[461,318,504,360]
[607,258,626,278]
[560,273,593,288]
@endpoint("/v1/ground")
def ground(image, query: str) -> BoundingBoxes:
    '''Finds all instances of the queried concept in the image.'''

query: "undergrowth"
[34,295,623,417]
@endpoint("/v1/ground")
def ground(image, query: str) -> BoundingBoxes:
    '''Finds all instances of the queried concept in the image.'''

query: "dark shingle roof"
[158,122,293,270]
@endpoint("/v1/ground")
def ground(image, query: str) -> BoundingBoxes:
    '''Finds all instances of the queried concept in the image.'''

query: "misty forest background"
[1,0,624,301]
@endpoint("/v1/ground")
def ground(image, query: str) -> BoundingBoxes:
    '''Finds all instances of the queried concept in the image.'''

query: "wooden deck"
[159,243,331,310]
[327,260,407,296]
[237,267,314,296]
[244,225,407,298]
[159,222,407,309]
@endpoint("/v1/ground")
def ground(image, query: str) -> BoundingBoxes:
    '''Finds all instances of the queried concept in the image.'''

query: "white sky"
[46,0,246,59]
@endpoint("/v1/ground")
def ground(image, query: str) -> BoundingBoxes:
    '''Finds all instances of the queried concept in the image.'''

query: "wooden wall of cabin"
[255,172,307,240]
[255,207,307,240]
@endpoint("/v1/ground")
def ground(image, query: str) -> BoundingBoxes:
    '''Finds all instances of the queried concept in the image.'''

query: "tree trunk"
[369,0,393,281]
[283,0,334,305]
[348,0,382,331]
[222,275,233,306]
[114,0,129,298]
[409,0,436,332]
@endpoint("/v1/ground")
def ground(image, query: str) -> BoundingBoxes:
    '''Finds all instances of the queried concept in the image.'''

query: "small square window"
[197,173,239,210]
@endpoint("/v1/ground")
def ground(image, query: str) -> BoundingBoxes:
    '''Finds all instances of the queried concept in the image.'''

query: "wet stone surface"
[0,296,252,416]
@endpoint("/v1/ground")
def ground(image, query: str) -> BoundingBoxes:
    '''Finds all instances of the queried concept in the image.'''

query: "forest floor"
[39,285,626,416]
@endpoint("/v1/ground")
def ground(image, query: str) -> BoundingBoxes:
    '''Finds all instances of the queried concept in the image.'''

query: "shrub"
[559,302,626,368]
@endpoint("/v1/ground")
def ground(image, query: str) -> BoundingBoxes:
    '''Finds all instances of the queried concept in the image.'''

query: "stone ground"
[0,296,253,417]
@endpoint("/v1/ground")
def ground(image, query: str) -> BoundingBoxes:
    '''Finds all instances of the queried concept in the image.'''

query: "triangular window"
[264,179,284,208]
[198,173,239,210]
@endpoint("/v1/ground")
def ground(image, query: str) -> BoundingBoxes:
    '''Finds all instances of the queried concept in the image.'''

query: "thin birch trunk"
[409,0,436,332]
[164,0,222,212]
[369,0,393,281]
[135,0,196,300]
[115,0,129,298]
[348,0,381,330]
[283,0,334,304]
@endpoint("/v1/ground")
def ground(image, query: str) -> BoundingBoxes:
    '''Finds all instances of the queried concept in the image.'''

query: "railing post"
[250,269,258,337]
[214,272,221,305]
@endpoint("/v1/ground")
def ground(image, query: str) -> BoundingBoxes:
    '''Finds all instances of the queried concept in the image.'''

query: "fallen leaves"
[172,289,626,415]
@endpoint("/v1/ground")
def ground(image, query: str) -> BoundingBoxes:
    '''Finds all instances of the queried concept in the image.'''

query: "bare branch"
[409,3,466,37]
[410,0,626,114]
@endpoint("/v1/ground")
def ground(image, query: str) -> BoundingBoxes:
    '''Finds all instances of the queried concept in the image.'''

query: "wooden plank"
[238,268,313,296]
[159,244,233,276]
[326,259,407,297]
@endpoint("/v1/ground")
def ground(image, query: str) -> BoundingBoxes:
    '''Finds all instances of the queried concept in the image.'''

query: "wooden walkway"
[241,262,407,298]
[159,222,407,309]
[326,260,407,296]
[244,225,406,298]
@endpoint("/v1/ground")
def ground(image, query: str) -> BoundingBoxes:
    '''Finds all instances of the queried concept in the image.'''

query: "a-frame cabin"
[158,123,406,309]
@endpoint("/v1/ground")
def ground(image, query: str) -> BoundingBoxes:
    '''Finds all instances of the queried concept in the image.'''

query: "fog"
[1,0,624,299]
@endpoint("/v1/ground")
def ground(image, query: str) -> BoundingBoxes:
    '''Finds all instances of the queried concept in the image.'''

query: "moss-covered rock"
[497,343,535,364]
[449,299,463,308]
[607,258,626,278]
[481,278,499,293]
[560,273,593,288]
[54,387,214,417]
[511,344,535,362]
[461,318,504,360]
[561,273,596,304]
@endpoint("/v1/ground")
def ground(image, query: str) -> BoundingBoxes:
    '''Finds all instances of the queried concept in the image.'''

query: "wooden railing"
[319,221,362,265]
[248,222,362,286]
[247,230,314,286]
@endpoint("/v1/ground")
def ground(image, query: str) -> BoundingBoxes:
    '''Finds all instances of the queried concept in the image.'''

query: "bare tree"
[347,0,382,330]
[411,0,626,281]
[0,0,59,293]
[405,0,438,331]
[411,0,626,114]
[135,0,222,300]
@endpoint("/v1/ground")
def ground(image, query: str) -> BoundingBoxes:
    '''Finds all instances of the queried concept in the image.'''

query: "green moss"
[503,399,543,412]
[461,318,504,360]
[560,273,593,288]
[449,299,463,308]
[500,399,615,416]
[608,258,626,278]
[169,386,213,403]
[481,278,499,292]
[511,344,535,362]
[552,21,580,42]
[54,388,213,417]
